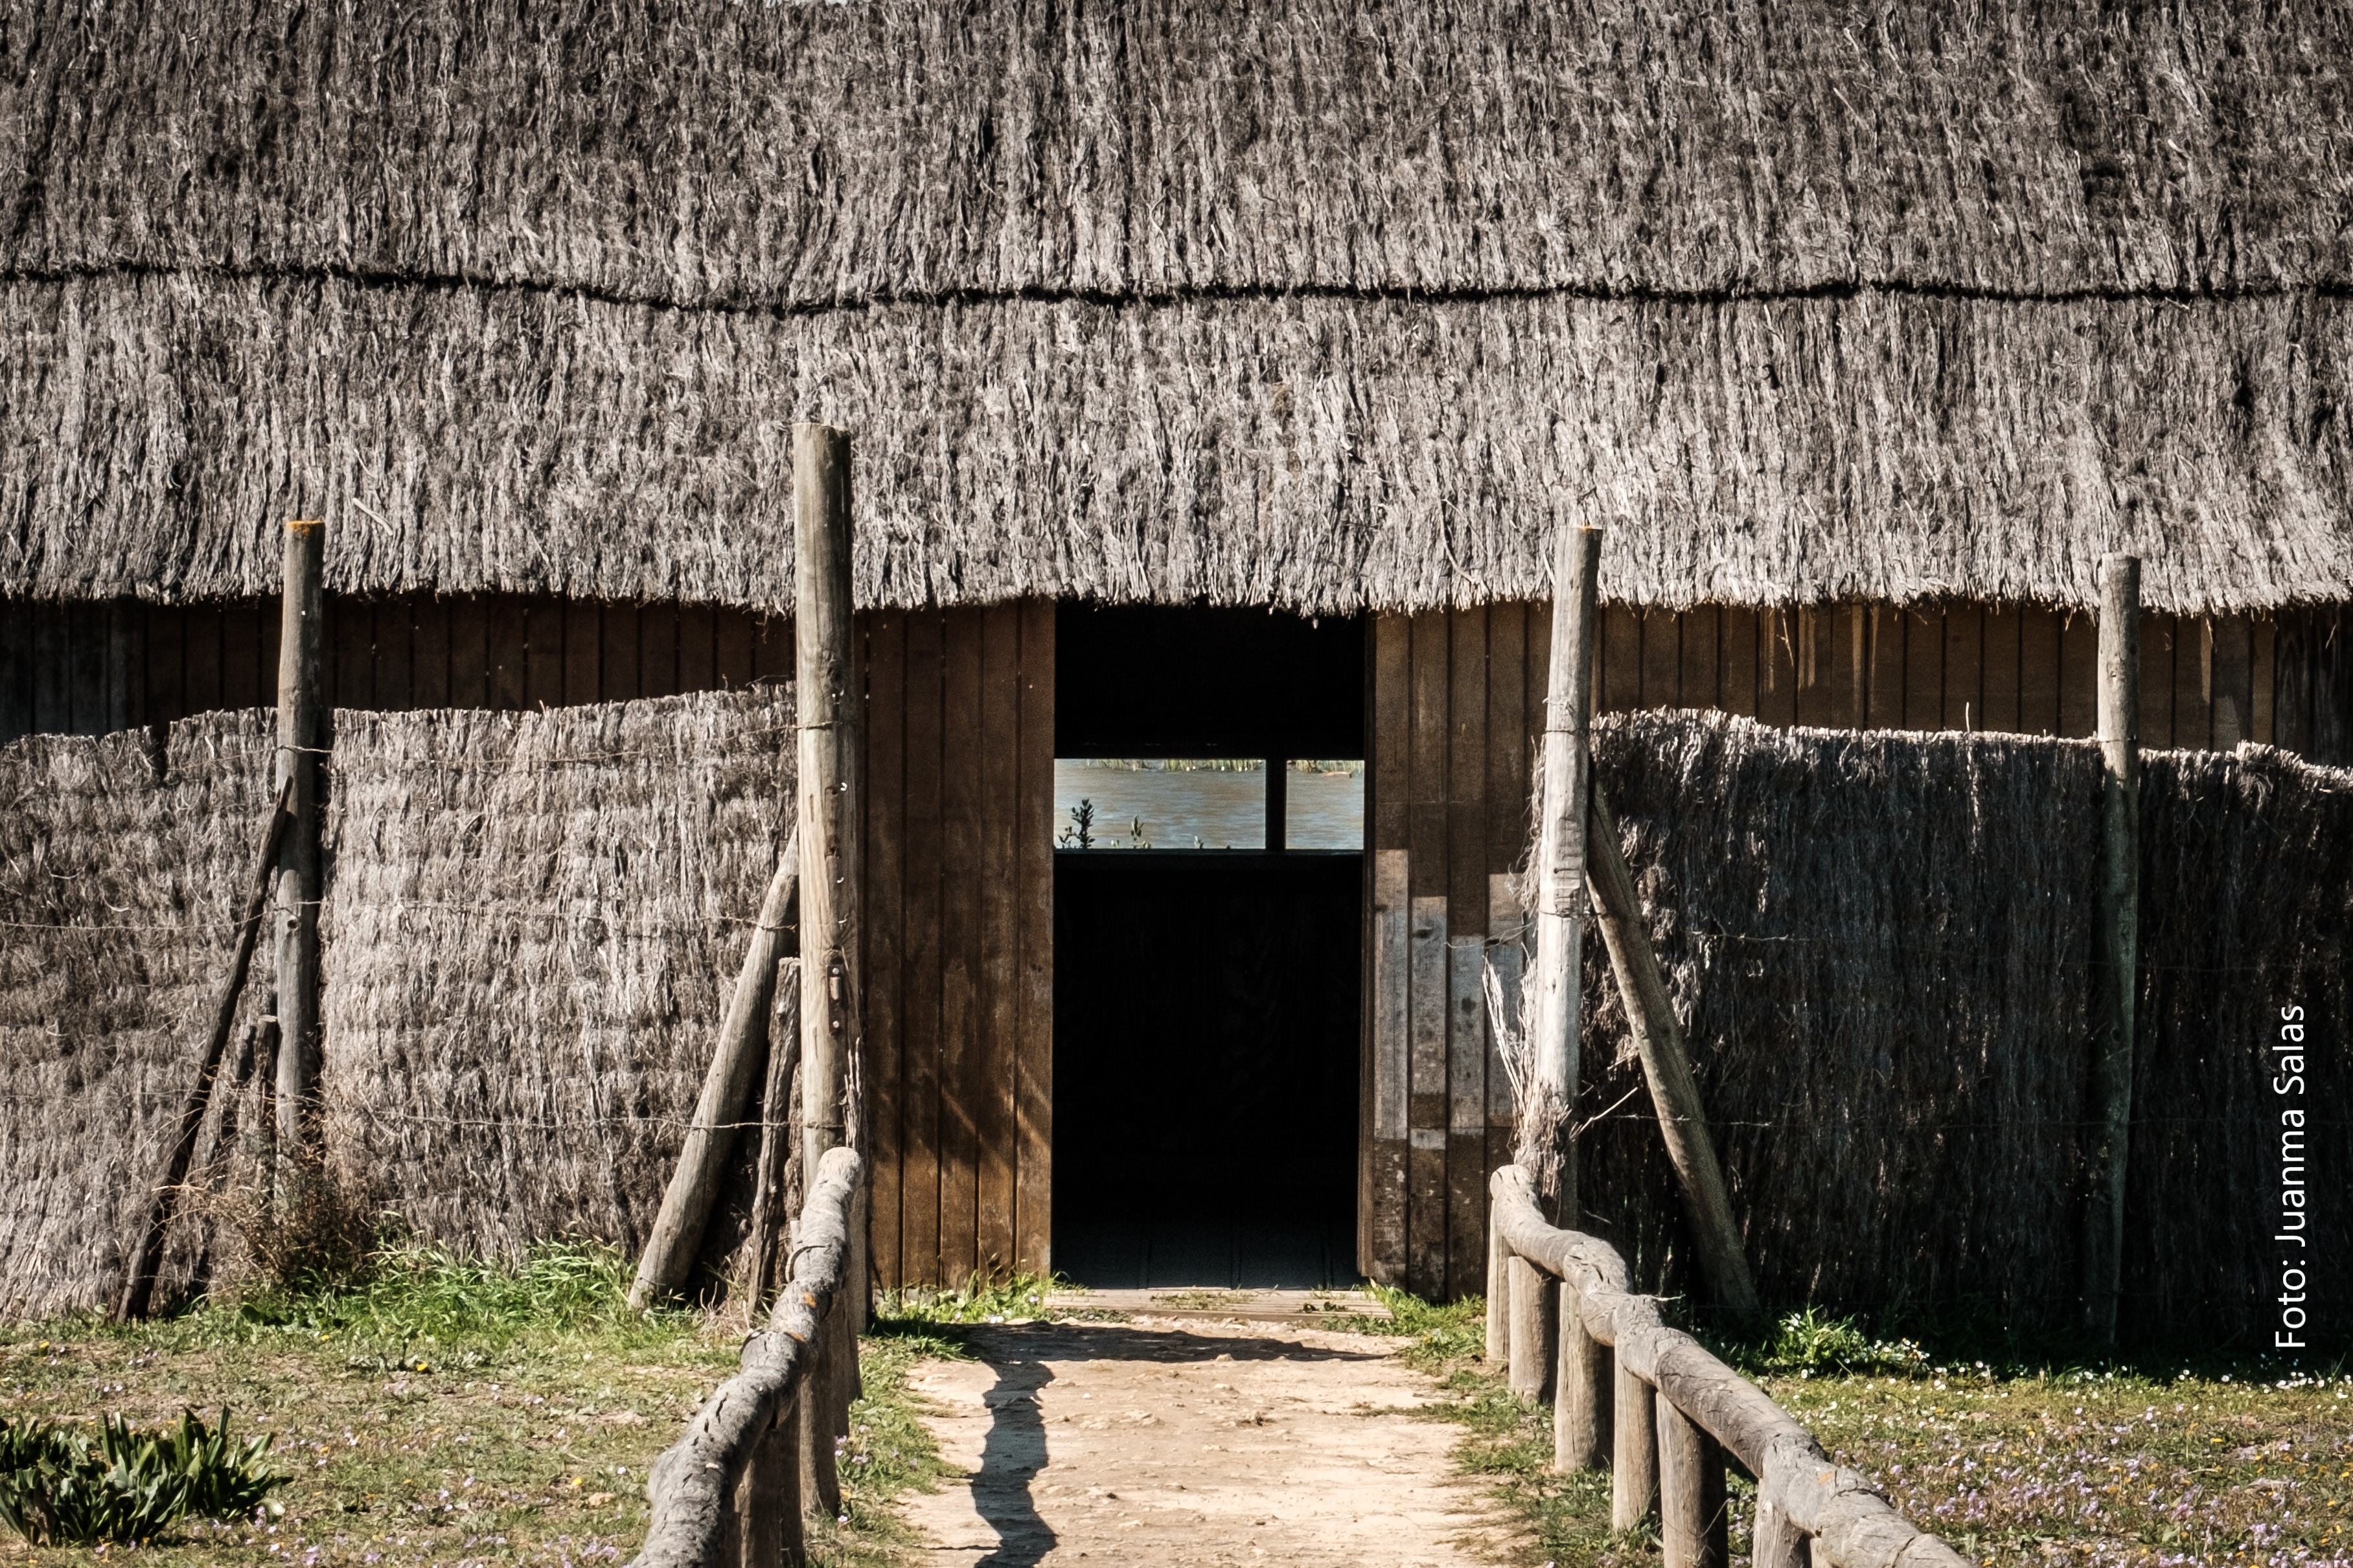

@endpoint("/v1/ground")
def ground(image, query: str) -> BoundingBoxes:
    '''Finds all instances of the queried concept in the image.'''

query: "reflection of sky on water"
[1051,763,1364,850]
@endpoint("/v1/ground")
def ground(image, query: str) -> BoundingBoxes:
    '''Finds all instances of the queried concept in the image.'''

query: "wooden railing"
[1487,1166,1969,1568]
[628,1147,864,1568]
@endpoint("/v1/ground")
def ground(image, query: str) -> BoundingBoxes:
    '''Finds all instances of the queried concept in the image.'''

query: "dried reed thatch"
[0,689,795,1319]
[1573,712,2350,1340]
[0,711,278,1319]
[5,0,2352,617]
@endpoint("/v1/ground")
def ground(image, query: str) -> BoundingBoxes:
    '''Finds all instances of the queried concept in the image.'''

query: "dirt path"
[895,1313,1504,1567]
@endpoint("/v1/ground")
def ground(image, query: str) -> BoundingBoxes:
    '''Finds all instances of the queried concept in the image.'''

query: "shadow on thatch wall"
[1570,714,2350,1346]
[0,690,796,1319]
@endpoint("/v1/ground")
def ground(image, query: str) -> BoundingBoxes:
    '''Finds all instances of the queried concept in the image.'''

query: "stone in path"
[896,1315,1503,1567]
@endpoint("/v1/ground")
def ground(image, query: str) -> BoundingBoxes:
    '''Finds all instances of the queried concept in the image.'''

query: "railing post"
[1485,1211,1510,1365]
[2083,551,2141,1344]
[733,1386,805,1568]
[1752,1490,1806,1568]
[1506,1256,1557,1402]
[1611,1363,1658,1530]
[1554,1288,1610,1471]
[798,1286,849,1519]
[1657,1390,1729,1568]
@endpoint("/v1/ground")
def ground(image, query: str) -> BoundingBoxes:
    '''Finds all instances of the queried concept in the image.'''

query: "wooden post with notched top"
[2083,554,2141,1341]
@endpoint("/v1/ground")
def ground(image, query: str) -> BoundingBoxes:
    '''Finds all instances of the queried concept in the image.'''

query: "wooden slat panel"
[1526,601,1553,774]
[1719,607,1758,719]
[2173,617,2212,748]
[2273,614,2313,756]
[450,597,490,709]
[30,605,70,733]
[2210,615,2253,749]
[336,598,376,710]
[1600,606,1641,714]
[1865,608,1904,728]
[1941,605,1982,731]
[1013,598,1055,1276]
[1640,609,1679,709]
[222,600,261,713]
[2017,606,2061,736]
[595,602,634,703]
[1678,606,1719,710]
[374,600,413,712]
[1758,609,1798,728]
[486,598,527,710]
[1406,894,1449,1301]
[1445,608,1487,1299]
[1791,609,1830,728]
[1408,614,1449,894]
[564,604,601,705]
[639,605,679,700]
[715,609,755,691]
[142,605,184,729]
[0,604,31,742]
[1448,608,1488,938]
[678,605,715,696]
[1371,617,1410,849]
[1980,606,2021,733]
[1902,608,1942,730]
[522,601,562,709]
[2139,615,2177,749]
[863,610,906,1288]
[66,604,107,734]
[411,598,452,709]
[1484,606,1528,876]
[2253,619,2277,745]
[975,606,1020,1279]
[106,601,144,731]
[755,615,793,686]
[1365,848,1410,1285]
[2058,611,2098,738]
[179,606,222,716]
[257,598,282,712]
[937,608,984,1284]
[899,611,947,1284]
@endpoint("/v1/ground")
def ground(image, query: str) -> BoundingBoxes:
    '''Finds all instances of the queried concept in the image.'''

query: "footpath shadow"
[937,1319,1388,1566]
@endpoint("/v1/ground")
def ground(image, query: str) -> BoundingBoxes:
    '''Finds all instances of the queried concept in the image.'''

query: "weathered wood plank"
[374,599,413,712]
[222,598,261,716]
[1758,609,1798,729]
[523,600,564,709]
[1659,1389,1731,1568]
[335,597,376,710]
[2059,609,2099,739]
[1408,892,1449,1298]
[678,605,715,697]
[599,600,638,703]
[255,600,282,714]
[1614,1361,1659,1529]
[1557,1290,1611,1471]
[2210,615,2253,748]
[2275,614,2313,755]
[2253,619,2277,745]
[1013,598,1055,1277]
[1600,605,1640,714]
[1678,606,1718,711]
[1789,610,1828,729]
[1718,607,1758,719]
[565,603,602,705]
[976,604,1021,1280]
[181,604,222,716]
[1940,604,1982,731]
[1506,1255,1555,1401]
[1366,848,1410,1284]
[448,597,489,709]
[715,609,755,692]
[755,615,793,687]
[411,598,452,709]
[2017,606,2061,736]
[1901,608,1940,730]
[486,598,527,710]
[142,604,184,730]
[1372,616,1410,848]
[1980,605,2021,733]
[2174,617,2213,749]
[1640,608,1679,708]
[899,612,947,1284]
[938,608,984,1284]
[864,610,907,1290]
[639,604,680,700]
[1865,608,1904,729]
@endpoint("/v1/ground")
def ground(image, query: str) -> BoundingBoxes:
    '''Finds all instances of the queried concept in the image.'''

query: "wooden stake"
[115,780,295,1322]
[1506,1255,1556,1402]
[1657,1388,1730,1568]
[1585,784,1762,1321]
[732,1392,802,1568]
[1555,1287,1611,1471]
[1529,526,1601,1219]
[1612,1362,1659,1530]
[630,848,799,1310]
[273,520,325,1206]
[1484,1210,1509,1364]
[742,977,805,1313]
[1751,1493,1807,1568]
[2083,554,2141,1342]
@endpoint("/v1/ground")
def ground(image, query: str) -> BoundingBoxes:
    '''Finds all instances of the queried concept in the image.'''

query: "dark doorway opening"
[1051,605,1364,1288]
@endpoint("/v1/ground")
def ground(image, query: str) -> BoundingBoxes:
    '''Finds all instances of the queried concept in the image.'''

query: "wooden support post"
[630,856,799,1311]
[1585,784,1762,1321]
[1484,1212,1509,1364]
[2083,554,2141,1342]
[798,1288,847,1519]
[1657,1390,1730,1568]
[733,1392,802,1568]
[742,977,805,1314]
[1265,757,1287,850]
[115,780,295,1322]
[1612,1363,1658,1530]
[796,424,864,1331]
[1751,1492,1807,1568]
[1528,526,1601,1219]
[1555,1290,1610,1471]
[273,519,325,1207]
[1506,1256,1557,1402]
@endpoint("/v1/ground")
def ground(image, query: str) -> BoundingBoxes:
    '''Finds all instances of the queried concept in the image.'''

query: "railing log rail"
[1489,1165,1970,1568]
[630,1146,863,1568]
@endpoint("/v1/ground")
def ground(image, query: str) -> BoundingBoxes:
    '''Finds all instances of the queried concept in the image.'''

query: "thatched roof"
[5,1,2350,615]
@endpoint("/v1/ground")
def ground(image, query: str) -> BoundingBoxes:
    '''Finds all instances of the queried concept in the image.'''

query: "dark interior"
[1052,604,1366,1288]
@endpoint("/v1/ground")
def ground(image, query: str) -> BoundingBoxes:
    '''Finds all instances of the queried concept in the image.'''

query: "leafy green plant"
[0,1408,282,1545]
[1755,1306,1929,1376]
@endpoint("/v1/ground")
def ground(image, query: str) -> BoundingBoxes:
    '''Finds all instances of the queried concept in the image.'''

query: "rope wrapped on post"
[628,1146,864,1568]
[1488,1166,1971,1568]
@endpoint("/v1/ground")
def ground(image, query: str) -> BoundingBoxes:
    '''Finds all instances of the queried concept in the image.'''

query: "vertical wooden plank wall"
[864,603,1054,1289]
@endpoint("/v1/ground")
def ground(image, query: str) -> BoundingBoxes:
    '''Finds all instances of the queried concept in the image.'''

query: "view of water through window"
[1052,760,1364,850]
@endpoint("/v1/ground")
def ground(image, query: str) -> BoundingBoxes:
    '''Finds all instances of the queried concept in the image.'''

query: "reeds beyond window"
[1051,760,1363,850]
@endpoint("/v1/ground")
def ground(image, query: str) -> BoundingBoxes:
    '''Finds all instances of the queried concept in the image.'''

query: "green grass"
[0,1248,950,1567]
[1351,1293,2353,1567]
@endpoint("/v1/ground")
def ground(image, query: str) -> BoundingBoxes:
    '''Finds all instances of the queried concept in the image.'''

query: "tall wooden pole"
[2083,554,2141,1341]
[1528,526,1600,1221]
[794,424,862,1512]
[273,519,325,1206]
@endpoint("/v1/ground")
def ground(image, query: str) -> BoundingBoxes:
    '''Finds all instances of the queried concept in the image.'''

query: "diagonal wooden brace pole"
[1585,785,1762,1321]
